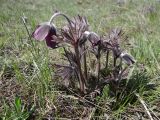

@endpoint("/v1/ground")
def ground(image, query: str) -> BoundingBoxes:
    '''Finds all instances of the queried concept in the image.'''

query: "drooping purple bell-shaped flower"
[84,31,100,46]
[120,52,135,65]
[32,22,58,49]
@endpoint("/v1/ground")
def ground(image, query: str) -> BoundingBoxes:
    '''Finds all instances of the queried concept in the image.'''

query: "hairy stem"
[105,51,109,69]
[63,47,80,86]
[74,45,85,93]
[49,12,72,25]
[113,56,117,67]
[95,45,101,82]
[95,57,100,82]
[83,44,88,83]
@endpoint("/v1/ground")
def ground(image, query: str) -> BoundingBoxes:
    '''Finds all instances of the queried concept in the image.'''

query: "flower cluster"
[32,12,135,95]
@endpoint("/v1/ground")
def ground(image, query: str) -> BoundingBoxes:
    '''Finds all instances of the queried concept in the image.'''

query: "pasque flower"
[32,12,71,49]
[120,52,135,65]
[32,22,57,48]
[84,31,100,46]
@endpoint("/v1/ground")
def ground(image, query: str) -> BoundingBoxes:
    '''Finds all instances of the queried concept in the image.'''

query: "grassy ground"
[0,0,160,119]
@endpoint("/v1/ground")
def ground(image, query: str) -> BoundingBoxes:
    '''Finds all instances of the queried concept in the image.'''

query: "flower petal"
[32,22,50,41]
[120,52,135,65]
[45,25,58,48]
[45,36,57,48]
[88,32,100,46]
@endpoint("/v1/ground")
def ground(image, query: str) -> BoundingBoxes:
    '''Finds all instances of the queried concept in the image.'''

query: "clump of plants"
[32,12,135,97]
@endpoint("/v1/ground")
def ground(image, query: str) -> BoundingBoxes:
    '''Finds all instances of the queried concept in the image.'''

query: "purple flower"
[32,22,58,48]
[83,31,100,46]
[120,52,135,65]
